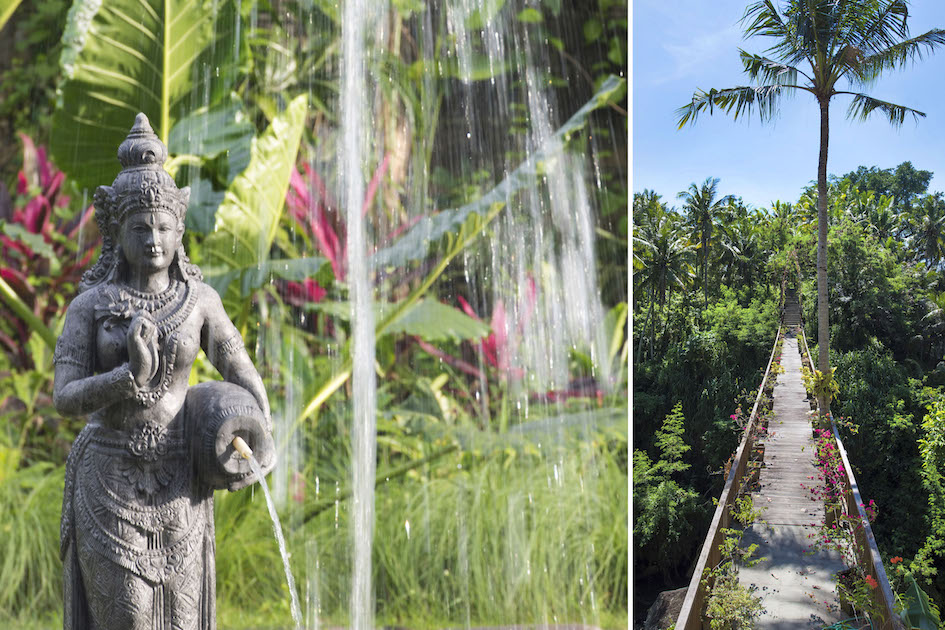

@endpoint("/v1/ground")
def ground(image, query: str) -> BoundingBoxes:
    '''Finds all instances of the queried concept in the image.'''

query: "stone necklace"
[101,279,198,407]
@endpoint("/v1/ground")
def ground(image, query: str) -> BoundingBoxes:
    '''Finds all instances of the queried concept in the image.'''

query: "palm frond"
[842,91,925,126]
[849,0,909,56]
[632,234,654,252]
[793,0,839,59]
[742,1,787,39]
[676,84,804,128]
[744,0,816,68]
[827,43,866,85]
[739,50,810,85]
[857,29,945,83]
[743,0,797,53]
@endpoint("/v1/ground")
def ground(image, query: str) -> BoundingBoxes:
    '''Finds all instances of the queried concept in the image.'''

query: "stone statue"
[54,113,276,630]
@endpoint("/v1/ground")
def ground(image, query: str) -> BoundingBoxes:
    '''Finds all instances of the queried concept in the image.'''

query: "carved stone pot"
[186,381,276,491]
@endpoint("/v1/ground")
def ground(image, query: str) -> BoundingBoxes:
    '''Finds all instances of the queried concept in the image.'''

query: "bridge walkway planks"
[737,328,847,629]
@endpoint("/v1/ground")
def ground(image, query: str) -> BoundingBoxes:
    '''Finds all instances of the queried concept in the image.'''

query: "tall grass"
[215,434,628,628]
[0,462,64,628]
[370,440,628,627]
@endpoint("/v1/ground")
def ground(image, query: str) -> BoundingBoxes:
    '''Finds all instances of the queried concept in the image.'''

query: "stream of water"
[341,1,380,628]
[248,455,304,629]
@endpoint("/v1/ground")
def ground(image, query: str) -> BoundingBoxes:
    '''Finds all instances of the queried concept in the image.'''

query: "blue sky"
[632,1,945,210]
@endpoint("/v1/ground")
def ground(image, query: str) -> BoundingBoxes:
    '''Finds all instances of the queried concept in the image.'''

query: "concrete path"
[738,329,847,629]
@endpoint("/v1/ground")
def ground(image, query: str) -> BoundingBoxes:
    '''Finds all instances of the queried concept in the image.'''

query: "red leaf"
[37,144,52,190]
[362,154,389,217]
[457,295,481,320]
[1,234,33,258]
[415,338,484,380]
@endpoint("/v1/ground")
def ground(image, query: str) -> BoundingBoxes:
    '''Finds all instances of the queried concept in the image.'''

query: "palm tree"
[635,214,695,361]
[719,210,767,295]
[767,200,801,256]
[914,193,945,269]
[677,0,945,413]
[678,177,731,309]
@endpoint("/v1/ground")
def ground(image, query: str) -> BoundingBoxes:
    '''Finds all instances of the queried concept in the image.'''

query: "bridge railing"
[673,322,783,630]
[799,326,904,630]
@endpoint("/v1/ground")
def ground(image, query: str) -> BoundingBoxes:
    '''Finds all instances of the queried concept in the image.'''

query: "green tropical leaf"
[516,8,542,23]
[182,176,227,235]
[169,95,255,233]
[379,299,490,342]
[371,74,626,270]
[308,298,489,343]
[438,53,517,81]
[201,94,308,303]
[0,0,23,32]
[583,17,603,43]
[2,224,59,270]
[900,573,940,630]
[604,302,628,365]
[168,96,254,175]
[52,0,242,189]
[202,256,329,297]
[464,0,506,29]
[391,0,425,17]
[242,257,330,295]
[0,277,56,350]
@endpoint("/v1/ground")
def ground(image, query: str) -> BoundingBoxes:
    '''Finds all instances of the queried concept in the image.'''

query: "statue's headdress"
[79,113,202,292]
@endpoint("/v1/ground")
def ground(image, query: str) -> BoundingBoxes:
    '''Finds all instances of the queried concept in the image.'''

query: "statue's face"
[119,211,182,273]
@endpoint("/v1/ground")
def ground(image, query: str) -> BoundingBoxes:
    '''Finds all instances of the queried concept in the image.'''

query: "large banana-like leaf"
[52,0,241,189]
[371,74,626,270]
[169,95,255,234]
[379,299,490,342]
[200,94,308,308]
[308,298,490,343]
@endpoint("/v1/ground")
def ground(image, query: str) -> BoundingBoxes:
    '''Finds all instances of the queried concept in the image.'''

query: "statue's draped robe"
[62,420,216,630]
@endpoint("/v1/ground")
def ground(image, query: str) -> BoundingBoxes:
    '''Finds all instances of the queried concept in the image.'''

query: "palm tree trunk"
[702,234,709,310]
[637,296,655,364]
[817,98,830,416]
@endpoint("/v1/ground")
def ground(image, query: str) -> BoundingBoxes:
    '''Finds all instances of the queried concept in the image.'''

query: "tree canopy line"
[633,162,945,621]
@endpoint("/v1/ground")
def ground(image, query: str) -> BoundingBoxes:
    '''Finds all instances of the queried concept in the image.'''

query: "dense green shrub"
[832,346,927,554]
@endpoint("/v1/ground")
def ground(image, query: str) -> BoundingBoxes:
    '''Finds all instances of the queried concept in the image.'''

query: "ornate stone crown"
[93,113,190,232]
[79,113,201,292]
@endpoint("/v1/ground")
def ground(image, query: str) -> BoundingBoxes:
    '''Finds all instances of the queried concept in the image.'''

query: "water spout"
[232,436,253,460]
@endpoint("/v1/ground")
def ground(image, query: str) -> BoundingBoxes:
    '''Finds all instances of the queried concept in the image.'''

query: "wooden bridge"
[673,293,903,629]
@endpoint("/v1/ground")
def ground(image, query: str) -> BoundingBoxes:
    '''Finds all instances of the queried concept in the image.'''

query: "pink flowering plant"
[804,427,883,620]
